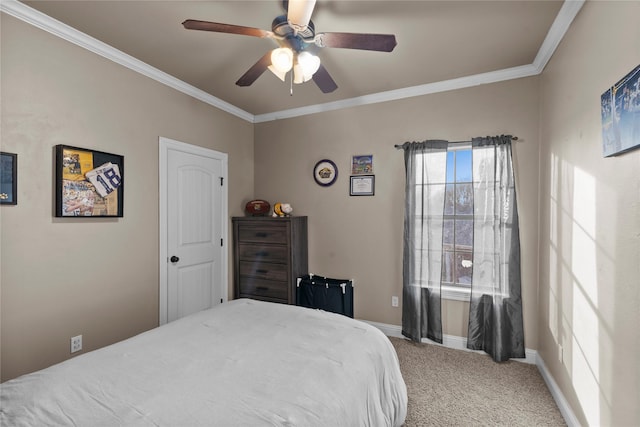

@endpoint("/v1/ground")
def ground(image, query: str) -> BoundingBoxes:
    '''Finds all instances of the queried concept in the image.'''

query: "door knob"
[170,255,180,263]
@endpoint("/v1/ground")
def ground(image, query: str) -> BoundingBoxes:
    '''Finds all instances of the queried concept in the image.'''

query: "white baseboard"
[536,354,581,427]
[364,319,536,364]
[366,320,403,338]
[363,320,578,426]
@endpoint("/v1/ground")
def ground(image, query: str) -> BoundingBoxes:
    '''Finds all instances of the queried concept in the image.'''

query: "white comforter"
[1,299,407,426]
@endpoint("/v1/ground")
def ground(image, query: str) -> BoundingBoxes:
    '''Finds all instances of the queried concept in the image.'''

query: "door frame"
[159,136,228,325]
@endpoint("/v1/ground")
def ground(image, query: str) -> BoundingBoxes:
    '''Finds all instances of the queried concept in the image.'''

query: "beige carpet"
[389,337,566,426]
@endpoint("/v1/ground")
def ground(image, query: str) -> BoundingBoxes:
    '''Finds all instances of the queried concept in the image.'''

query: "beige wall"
[537,2,640,426]
[0,15,254,381]
[3,3,639,425]
[254,77,541,347]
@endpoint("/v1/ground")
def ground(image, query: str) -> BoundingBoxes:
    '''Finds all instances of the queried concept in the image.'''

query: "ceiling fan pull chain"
[290,71,293,96]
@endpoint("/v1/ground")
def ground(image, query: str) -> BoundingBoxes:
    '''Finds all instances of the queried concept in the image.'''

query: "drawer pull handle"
[256,286,269,291]
[256,269,268,274]
[255,232,268,238]
[256,251,269,256]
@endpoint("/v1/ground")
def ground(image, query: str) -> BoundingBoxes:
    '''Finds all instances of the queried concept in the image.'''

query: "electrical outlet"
[391,296,399,307]
[71,335,82,353]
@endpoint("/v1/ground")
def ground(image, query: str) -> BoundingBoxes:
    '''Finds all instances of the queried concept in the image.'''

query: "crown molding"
[254,64,539,123]
[0,0,254,123]
[2,0,584,124]
[532,0,585,73]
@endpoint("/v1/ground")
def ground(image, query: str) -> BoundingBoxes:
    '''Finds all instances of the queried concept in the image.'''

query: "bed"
[1,298,407,426]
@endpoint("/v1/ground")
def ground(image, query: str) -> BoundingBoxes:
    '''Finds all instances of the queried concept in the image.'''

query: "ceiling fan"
[182,0,397,94]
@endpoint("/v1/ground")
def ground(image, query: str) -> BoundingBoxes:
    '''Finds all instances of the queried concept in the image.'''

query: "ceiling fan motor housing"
[272,14,315,45]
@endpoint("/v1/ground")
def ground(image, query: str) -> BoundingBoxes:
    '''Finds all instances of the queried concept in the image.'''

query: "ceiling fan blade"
[287,0,316,30]
[316,32,397,52]
[182,19,273,38]
[312,64,338,93]
[236,52,273,87]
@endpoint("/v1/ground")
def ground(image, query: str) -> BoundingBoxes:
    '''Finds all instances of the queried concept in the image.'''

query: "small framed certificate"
[350,175,375,196]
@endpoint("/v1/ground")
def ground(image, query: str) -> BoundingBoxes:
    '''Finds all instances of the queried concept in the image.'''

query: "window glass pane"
[413,187,423,214]
[413,153,426,185]
[427,220,444,248]
[455,252,473,285]
[414,160,424,185]
[456,150,472,182]
[412,217,423,243]
[455,219,473,248]
[446,151,455,183]
[472,147,494,184]
[426,184,446,216]
[472,183,493,217]
[444,184,454,215]
[443,219,454,247]
[441,251,454,283]
[422,151,448,184]
[455,183,473,215]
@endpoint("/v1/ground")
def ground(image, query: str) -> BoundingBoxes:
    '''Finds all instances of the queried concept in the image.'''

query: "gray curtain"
[401,140,448,343]
[467,136,525,362]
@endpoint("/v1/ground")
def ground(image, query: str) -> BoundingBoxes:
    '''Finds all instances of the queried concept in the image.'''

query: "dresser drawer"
[238,278,288,301]
[238,226,287,244]
[239,260,288,282]
[238,244,288,263]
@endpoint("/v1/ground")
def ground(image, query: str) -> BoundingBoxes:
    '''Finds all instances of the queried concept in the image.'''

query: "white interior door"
[159,137,228,325]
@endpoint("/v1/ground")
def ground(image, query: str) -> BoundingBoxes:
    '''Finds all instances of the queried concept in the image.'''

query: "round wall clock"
[313,159,338,187]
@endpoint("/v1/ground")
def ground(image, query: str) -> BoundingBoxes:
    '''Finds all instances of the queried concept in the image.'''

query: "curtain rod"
[394,136,518,149]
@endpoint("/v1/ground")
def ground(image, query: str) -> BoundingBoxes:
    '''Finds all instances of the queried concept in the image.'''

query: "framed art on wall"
[0,152,17,205]
[601,63,640,157]
[313,159,338,187]
[351,155,373,174]
[55,145,124,217]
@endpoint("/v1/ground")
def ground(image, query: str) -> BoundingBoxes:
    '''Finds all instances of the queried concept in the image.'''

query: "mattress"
[1,298,407,426]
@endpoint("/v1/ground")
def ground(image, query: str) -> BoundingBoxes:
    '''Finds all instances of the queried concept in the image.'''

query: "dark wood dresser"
[232,216,308,304]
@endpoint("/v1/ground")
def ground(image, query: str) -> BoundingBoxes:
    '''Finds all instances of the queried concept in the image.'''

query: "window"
[412,146,474,301]
[442,149,473,291]
[403,138,524,355]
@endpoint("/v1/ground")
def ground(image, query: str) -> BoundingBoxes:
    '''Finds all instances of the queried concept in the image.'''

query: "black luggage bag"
[296,274,354,318]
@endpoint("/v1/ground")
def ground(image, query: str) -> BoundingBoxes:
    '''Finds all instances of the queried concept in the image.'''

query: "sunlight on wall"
[547,153,622,425]
[547,246,560,341]
[570,166,602,423]
[548,154,560,342]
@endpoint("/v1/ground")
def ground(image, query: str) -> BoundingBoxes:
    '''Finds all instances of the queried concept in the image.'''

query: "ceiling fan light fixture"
[268,65,287,82]
[292,64,307,84]
[297,51,320,78]
[270,47,294,73]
